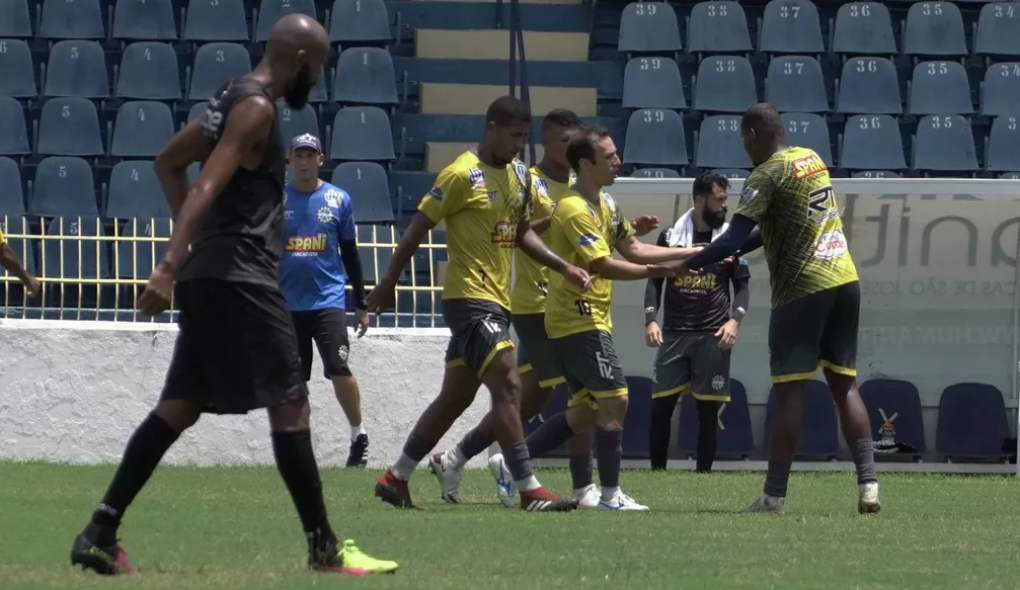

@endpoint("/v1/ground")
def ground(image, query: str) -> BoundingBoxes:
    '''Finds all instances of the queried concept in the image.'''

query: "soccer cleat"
[858,482,881,514]
[374,470,417,509]
[70,525,135,575]
[487,453,517,508]
[571,484,602,508]
[597,490,649,511]
[519,487,579,512]
[428,451,462,504]
[311,538,399,575]
[346,434,369,468]
[743,493,786,514]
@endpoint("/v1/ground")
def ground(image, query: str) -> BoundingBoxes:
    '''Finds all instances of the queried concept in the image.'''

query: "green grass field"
[1,462,1017,590]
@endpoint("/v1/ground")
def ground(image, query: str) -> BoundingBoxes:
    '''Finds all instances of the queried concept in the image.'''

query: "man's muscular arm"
[154,119,205,218]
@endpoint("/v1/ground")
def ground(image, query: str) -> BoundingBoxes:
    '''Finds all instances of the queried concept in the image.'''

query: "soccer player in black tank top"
[69,15,399,575]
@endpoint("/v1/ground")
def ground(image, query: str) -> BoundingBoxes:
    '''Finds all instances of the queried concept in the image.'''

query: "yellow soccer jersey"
[509,167,576,315]
[736,146,859,308]
[418,151,532,309]
[545,189,634,339]
[0,225,6,246]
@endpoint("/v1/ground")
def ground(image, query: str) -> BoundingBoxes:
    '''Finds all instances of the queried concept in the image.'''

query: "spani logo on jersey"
[577,232,600,247]
[286,233,328,255]
[491,221,516,246]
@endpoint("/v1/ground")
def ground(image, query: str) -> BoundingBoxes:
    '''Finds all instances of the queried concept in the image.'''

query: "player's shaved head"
[262,14,329,109]
[741,102,786,167]
[266,14,329,58]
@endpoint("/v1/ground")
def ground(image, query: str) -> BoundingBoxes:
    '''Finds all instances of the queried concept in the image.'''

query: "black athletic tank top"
[177,77,286,286]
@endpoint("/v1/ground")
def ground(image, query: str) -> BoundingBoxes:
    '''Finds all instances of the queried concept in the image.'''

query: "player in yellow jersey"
[367,97,591,512]
[0,224,41,298]
[676,103,879,515]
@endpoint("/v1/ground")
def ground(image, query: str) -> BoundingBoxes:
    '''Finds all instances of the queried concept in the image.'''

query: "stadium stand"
[678,379,755,459]
[764,381,839,460]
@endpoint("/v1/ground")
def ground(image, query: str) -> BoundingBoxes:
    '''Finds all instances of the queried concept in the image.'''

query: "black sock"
[649,395,677,470]
[594,426,623,489]
[695,400,719,473]
[569,452,594,490]
[271,430,335,549]
[524,412,575,459]
[763,459,793,498]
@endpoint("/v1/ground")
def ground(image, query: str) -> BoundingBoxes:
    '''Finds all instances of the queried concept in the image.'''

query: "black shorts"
[769,280,860,383]
[442,298,514,376]
[291,308,352,381]
[513,313,565,389]
[160,279,308,414]
[550,329,628,409]
[651,332,731,401]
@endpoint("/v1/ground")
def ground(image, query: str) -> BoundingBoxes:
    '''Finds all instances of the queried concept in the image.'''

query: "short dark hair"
[566,125,612,171]
[486,95,532,127]
[541,108,583,133]
[741,102,784,138]
[692,172,729,199]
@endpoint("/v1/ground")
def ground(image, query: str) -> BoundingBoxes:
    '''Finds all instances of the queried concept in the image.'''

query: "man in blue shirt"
[280,133,370,467]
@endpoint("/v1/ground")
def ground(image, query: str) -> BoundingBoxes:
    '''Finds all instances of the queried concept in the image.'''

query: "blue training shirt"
[279,180,357,311]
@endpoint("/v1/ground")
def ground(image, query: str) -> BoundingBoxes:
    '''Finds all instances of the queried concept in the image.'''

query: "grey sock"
[853,438,878,485]
[401,433,434,463]
[456,426,492,460]
[594,426,622,489]
[502,440,534,482]
[763,460,793,497]
[569,453,593,490]
[524,412,574,459]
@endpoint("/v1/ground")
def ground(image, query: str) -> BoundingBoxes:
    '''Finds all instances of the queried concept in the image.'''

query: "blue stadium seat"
[187,101,208,124]
[759,0,824,54]
[781,113,832,165]
[694,56,756,113]
[389,171,436,216]
[686,1,751,53]
[111,101,175,158]
[188,43,252,100]
[0,97,30,155]
[106,161,171,219]
[766,56,827,113]
[858,379,926,454]
[277,103,320,145]
[909,61,973,115]
[836,57,901,115]
[357,224,401,283]
[0,157,26,215]
[524,385,569,439]
[984,115,1020,172]
[184,0,249,42]
[331,162,394,224]
[115,217,171,280]
[936,383,1011,459]
[39,0,104,39]
[831,2,896,55]
[309,66,328,104]
[764,380,839,459]
[328,0,390,44]
[713,168,748,178]
[0,39,36,98]
[618,2,682,54]
[623,57,686,110]
[981,63,1020,117]
[975,3,1020,57]
[329,107,395,161]
[37,98,104,156]
[42,216,110,279]
[632,167,680,178]
[44,40,109,98]
[841,115,906,170]
[622,376,652,457]
[117,42,182,100]
[0,0,32,37]
[255,0,316,42]
[333,48,398,106]
[696,115,751,169]
[30,157,97,216]
[623,109,688,167]
[913,115,977,172]
[113,0,177,41]
[853,170,900,178]
[904,1,967,57]
[678,378,753,457]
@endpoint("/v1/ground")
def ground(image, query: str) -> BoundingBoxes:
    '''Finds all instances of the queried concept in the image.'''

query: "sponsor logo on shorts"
[427,186,444,202]
[338,344,349,361]
[814,229,848,260]
[711,375,725,391]
[577,232,600,247]
[792,153,827,179]
[468,168,486,190]
[491,221,516,247]
[286,233,328,254]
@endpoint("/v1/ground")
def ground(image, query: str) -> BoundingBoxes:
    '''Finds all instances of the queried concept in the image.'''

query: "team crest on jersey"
[316,206,333,223]
[468,168,486,190]
[535,178,550,199]
[603,192,618,213]
[323,189,342,208]
[427,186,444,202]
[512,162,529,184]
[338,345,349,362]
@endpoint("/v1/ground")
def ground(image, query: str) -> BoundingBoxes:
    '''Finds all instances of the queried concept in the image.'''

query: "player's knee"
[490,371,522,408]
[267,396,311,432]
[596,395,629,427]
[154,400,203,432]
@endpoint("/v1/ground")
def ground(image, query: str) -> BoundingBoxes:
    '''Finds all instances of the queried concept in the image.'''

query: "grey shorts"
[652,332,731,401]
[550,329,628,409]
[513,313,565,388]
[442,298,514,376]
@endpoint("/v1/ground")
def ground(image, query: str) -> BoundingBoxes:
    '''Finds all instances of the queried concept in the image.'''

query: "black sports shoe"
[346,433,369,467]
[70,524,135,575]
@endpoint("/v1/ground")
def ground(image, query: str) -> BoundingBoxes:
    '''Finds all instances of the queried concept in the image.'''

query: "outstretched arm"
[684,214,757,271]
[616,235,701,264]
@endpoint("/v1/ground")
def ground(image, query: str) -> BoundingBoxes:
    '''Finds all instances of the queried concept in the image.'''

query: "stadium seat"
[764,380,839,459]
[524,384,569,439]
[331,162,394,224]
[0,0,32,38]
[0,157,26,215]
[30,157,98,216]
[277,103,320,145]
[39,0,104,39]
[106,161,171,219]
[255,0,316,42]
[677,378,754,458]
[936,383,1011,459]
[975,3,1020,57]
[903,1,967,57]
[618,2,682,54]
[36,98,104,157]
[622,109,688,167]
[759,0,824,54]
[765,56,828,113]
[686,1,751,53]
[981,63,1020,117]
[858,379,926,454]
[189,43,252,100]
[781,113,832,165]
[113,0,177,41]
[622,376,653,457]
[116,42,182,100]
[622,57,686,110]
[115,217,171,280]
[184,0,249,42]
[909,61,973,115]
[0,39,36,98]
[187,101,208,124]
[333,48,399,106]
[44,40,109,98]
[357,224,401,283]
[328,0,390,44]
[836,58,901,114]
[713,168,748,178]
[984,116,1020,172]
[632,168,680,178]
[840,115,906,170]
[831,2,896,55]
[852,170,900,178]
[389,171,436,216]
[696,115,752,169]
[0,97,31,155]
[41,216,110,280]
[111,101,175,158]
[694,56,757,113]
[328,107,395,161]
[913,115,977,172]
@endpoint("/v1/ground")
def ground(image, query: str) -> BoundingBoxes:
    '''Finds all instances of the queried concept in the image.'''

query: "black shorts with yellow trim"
[443,298,514,377]
[651,332,731,402]
[549,329,628,410]
[769,280,860,384]
[512,312,566,389]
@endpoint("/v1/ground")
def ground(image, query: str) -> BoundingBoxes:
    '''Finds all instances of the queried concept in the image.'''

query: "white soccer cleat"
[487,453,517,508]
[570,484,601,508]
[743,493,785,514]
[597,489,649,511]
[858,482,881,514]
[427,451,462,504]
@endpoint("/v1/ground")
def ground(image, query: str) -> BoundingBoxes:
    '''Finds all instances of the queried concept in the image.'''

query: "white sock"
[601,486,620,501]
[391,453,417,481]
[350,424,366,442]
[448,445,469,470]
[515,475,541,493]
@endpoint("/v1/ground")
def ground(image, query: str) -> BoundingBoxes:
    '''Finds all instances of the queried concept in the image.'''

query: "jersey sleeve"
[336,192,356,241]
[417,166,468,223]
[614,206,636,247]
[735,162,782,224]
[0,225,7,246]
[556,201,612,264]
